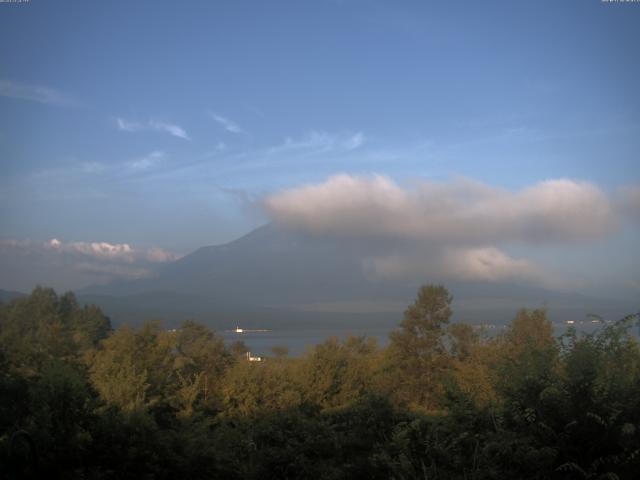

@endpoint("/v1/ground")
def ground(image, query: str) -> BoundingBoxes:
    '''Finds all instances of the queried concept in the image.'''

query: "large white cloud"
[264,174,617,245]
[263,174,624,287]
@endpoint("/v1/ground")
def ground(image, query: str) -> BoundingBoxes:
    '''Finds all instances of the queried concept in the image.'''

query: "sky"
[0,0,639,296]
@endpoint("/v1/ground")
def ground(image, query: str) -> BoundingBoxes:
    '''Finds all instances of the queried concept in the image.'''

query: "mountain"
[0,289,26,303]
[83,224,401,302]
[80,224,637,327]
[78,224,404,327]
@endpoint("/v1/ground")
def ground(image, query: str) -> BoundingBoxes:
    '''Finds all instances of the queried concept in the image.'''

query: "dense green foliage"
[1,285,639,479]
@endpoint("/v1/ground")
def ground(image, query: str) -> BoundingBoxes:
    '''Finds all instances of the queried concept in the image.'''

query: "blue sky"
[1,0,639,295]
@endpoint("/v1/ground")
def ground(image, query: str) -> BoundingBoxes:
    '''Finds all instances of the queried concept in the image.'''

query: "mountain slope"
[80,224,637,326]
[83,224,404,304]
[0,289,26,303]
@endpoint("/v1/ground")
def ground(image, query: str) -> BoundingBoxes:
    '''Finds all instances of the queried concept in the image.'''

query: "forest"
[0,285,639,479]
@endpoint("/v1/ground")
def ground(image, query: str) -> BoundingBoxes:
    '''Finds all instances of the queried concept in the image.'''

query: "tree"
[221,359,302,416]
[494,308,559,407]
[0,287,111,377]
[27,362,94,475]
[88,325,151,412]
[170,320,231,414]
[298,336,378,410]
[446,323,497,409]
[387,284,453,410]
[447,323,478,361]
[271,346,289,358]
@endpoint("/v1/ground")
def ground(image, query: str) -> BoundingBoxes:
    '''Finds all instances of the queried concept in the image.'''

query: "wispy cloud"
[148,120,190,140]
[116,118,144,132]
[127,151,165,171]
[269,131,335,154]
[0,237,179,264]
[79,162,109,175]
[116,117,190,140]
[88,127,368,183]
[46,238,179,263]
[0,238,181,289]
[0,79,79,107]
[343,132,365,150]
[207,111,247,134]
[269,131,366,155]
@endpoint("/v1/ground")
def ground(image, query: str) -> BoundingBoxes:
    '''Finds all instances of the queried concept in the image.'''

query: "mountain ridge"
[77,224,636,326]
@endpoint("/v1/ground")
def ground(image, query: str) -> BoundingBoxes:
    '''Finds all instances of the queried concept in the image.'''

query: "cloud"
[72,262,151,279]
[0,238,181,290]
[617,184,640,222]
[269,131,335,153]
[0,239,31,249]
[79,162,109,174]
[143,247,179,263]
[45,238,179,264]
[207,111,246,134]
[49,239,134,261]
[127,151,165,171]
[263,174,623,287]
[268,131,366,155]
[365,246,548,284]
[148,120,190,140]
[116,118,143,132]
[343,132,366,150]
[116,117,190,140]
[0,79,79,107]
[442,247,544,282]
[264,175,616,245]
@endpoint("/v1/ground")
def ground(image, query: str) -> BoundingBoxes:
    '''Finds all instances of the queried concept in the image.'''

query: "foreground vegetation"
[1,286,639,479]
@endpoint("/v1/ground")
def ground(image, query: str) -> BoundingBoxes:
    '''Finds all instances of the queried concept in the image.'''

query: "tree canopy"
[1,285,638,479]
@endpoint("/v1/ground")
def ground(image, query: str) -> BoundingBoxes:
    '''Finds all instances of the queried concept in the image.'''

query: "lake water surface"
[218,321,628,357]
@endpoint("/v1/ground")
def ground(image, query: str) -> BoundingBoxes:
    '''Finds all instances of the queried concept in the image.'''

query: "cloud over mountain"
[263,174,622,287]
[364,246,550,286]
[264,175,617,245]
[617,184,640,222]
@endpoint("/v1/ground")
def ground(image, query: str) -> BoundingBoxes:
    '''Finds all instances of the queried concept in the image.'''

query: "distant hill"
[80,224,637,327]
[0,289,26,303]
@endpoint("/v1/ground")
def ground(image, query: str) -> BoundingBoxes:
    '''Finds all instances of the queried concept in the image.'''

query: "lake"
[218,320,631,357]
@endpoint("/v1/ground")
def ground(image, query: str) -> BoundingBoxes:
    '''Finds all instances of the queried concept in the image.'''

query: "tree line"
[1,285,639,479]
